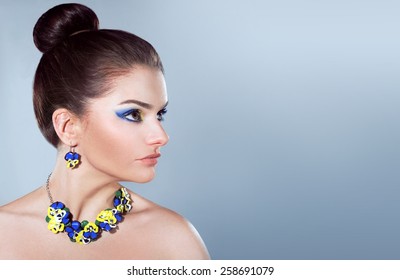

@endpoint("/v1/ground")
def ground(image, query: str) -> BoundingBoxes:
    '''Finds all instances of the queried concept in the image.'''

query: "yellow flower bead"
[83,222,99,233]
[66,159,80,169]
[48,219,65,233]
[76,231,88,244]
[97,209,117,224]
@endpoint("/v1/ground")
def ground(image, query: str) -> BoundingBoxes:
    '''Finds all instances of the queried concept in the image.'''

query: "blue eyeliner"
[115,107,168,122]
[115,108,141,122]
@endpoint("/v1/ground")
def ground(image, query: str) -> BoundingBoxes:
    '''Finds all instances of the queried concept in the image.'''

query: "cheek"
[81,118,140,171]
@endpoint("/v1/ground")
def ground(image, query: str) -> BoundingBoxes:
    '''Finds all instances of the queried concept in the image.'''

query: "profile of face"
[76,66,169,183]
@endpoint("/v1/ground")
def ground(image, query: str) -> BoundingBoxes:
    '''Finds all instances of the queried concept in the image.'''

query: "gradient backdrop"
[0,0,399,259]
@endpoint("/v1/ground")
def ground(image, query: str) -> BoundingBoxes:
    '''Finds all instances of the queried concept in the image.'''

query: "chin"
[125,171,156,184]
[111,165,157,183]
[133,177,155,184]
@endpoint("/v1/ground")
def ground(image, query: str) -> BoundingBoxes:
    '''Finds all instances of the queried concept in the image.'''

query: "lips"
[140,153,161,160]
[138,153,161,165]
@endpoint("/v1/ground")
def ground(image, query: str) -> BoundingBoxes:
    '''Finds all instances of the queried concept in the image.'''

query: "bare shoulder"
[0,201,32,259]
[0,205,10,233]
[125,191,210,260]
[0,204,17,239]
[0,206,9,245]
[147,205,210,259]
[0,187,47,258]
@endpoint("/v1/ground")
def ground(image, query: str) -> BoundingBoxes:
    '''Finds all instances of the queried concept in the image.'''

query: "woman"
[0,3,209,260]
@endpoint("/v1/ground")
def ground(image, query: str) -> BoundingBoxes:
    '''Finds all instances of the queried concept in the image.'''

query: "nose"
[146,121,169,147]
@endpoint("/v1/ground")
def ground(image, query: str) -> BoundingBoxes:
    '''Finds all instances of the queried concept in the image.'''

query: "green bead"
[115,190,122,197]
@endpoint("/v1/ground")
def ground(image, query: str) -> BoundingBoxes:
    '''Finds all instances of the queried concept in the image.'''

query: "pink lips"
[138,153,161,166]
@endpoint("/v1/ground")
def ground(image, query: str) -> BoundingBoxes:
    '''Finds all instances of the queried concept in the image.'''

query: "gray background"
[0,0,399,259]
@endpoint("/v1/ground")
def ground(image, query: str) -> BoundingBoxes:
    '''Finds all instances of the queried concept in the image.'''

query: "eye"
[116,109,143,122]
[126,109,143,122]
[157,108,167,121]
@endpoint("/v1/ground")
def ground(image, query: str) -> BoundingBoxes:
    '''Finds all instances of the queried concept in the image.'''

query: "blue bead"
[71,221,82,231]
[84,231,98,239]
[51,201,65,209]
[113,198,121,207]
[115,213,122,222]
[64,152,74,161]
[62,214,71,225]
[100,222,111,232]
[65,152,80,160]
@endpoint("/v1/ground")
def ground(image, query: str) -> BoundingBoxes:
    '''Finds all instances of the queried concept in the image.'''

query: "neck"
[47,151,121,221]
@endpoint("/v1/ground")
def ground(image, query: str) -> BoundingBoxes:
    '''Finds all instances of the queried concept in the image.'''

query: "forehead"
[93,66,168,108]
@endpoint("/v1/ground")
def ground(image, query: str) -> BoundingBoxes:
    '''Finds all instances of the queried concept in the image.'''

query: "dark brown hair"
[33,3,164,147]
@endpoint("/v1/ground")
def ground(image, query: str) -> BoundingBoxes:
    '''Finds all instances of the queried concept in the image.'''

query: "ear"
[52,108,83,147]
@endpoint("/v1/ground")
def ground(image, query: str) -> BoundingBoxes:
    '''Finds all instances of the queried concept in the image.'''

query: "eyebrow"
[118,99,168,110]
[118,99,153,109]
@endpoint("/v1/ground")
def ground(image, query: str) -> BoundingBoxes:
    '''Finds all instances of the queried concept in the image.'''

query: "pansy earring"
[64,147,81,169]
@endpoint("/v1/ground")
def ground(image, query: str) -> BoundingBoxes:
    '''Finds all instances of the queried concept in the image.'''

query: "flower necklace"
[44,174,132,245]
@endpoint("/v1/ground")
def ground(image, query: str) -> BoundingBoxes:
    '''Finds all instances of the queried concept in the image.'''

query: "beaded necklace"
[44,174,132,245]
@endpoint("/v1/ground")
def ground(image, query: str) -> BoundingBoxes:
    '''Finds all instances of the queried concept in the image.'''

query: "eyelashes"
[115,108,167,123]
[157,108,167,122]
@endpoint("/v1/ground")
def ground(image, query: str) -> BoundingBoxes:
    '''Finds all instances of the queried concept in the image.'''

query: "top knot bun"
[33,3,99,53]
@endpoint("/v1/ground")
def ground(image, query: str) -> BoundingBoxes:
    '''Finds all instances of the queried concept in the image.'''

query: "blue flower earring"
[64,147,81,169]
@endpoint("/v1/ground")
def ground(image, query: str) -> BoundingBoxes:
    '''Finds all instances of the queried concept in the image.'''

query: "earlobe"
[52,108,81,146]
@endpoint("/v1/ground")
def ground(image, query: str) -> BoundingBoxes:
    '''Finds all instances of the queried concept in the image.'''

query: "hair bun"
[33,3,99,53]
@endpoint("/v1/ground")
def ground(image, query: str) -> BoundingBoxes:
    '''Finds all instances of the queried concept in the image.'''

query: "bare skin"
[0,66,210,260]
[0,186,209,259]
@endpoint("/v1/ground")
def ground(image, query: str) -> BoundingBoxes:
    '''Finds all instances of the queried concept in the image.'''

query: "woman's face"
[79,66,169,183]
